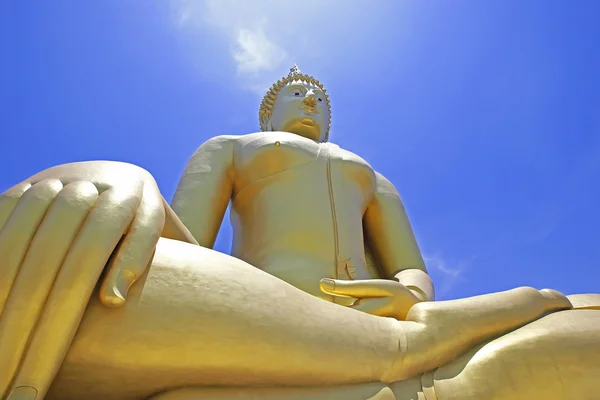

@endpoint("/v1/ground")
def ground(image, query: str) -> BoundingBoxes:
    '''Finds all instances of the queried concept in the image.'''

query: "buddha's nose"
[303,95,317,107]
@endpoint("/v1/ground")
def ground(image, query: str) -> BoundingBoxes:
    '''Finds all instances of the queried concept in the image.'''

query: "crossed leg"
[147,310,600,400]
[43,238,590,400]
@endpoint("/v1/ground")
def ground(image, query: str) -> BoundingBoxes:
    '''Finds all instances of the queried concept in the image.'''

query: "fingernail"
[320,278,336,291]
[116,269,136,297]
[104,270,136,307]
[7,386,38,400]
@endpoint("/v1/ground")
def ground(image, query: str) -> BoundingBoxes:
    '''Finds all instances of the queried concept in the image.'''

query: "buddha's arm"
[363,172,434,301]
[171,135,237,247]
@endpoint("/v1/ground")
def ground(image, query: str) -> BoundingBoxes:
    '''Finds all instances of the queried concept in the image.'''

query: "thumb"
[319,278,397,298]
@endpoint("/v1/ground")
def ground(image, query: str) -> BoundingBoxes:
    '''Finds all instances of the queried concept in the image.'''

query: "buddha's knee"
[423,310,600,400]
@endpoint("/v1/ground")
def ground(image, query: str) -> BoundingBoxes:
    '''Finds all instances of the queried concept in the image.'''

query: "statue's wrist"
[393,269,434,302]
[407,287,427,303]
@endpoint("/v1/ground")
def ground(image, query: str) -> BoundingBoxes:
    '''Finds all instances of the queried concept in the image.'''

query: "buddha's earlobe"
[319,129,327,143]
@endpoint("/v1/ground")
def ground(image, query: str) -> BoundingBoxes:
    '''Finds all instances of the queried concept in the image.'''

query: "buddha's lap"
[63,239,600,361]
[55,311,599,400]
[61,237,325,368]
[148,311,600,400]
[147,382,405,400]
[47,238,600,399]
[427,309,600,399]
[50,238,396,398]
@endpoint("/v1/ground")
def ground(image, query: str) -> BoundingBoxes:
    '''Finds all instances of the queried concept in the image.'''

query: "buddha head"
[259,65,331,142]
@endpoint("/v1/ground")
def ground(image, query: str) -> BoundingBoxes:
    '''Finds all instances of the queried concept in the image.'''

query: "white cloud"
[233,27,286,74]
[424,254,473,299]
[170,0,380,93]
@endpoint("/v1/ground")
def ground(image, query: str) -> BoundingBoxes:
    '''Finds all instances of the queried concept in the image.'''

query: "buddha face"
[269,80,330,142]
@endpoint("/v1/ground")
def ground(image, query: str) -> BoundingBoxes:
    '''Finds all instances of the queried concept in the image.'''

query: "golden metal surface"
[0,66,598,400]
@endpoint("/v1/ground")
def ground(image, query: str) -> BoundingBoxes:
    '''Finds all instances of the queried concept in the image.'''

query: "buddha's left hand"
[319,278,422,320]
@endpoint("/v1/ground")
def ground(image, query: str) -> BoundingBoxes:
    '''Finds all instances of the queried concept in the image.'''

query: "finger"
[0,182,32,231]
[319,278,399,298]
[351,297,397,318]
[6,184,142,400]
[0,179,63,315]
[99,183,165,307]
[0,181,98,395]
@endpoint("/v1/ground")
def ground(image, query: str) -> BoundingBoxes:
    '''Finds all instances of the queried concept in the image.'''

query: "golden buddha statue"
[0,65,598,400]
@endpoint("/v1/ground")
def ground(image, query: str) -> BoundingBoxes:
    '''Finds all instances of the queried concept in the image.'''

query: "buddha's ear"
[259,116,272,132]
[265,119,273,132]
[319,127,328,143]
[320,130,327,143]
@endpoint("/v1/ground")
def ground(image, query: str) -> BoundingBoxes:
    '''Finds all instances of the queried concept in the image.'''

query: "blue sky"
[2,1,599,300]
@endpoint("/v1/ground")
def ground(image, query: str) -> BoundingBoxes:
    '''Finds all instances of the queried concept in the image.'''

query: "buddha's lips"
[300,105,318,115]
[301,118,316,126]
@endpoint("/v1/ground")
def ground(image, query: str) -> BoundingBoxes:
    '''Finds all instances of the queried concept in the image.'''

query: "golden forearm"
[364,173,432,300]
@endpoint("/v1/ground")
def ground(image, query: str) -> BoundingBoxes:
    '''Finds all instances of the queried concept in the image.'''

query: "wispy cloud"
[424,254,473,299]
[233,26,286,74]
[170,0,379,94]
[171,0,295,93]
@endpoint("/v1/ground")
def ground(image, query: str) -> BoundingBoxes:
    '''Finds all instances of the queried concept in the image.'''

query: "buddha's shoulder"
[232,132,324,151]
[234,131,309,143]
[328,144,373,169]
[194,133,274,152]
[202,132,303,145]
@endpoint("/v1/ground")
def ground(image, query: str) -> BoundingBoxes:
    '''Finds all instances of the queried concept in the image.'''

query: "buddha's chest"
[233,132,376,194]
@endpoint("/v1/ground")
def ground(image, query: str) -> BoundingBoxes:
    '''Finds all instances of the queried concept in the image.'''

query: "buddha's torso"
[230,132,382,301]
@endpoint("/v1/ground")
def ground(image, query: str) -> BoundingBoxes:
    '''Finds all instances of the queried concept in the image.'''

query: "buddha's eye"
[294,92,301,96]
[318,98,323,102]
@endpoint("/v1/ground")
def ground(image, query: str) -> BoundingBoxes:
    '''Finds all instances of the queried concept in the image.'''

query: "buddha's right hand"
[0,161,175,399]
